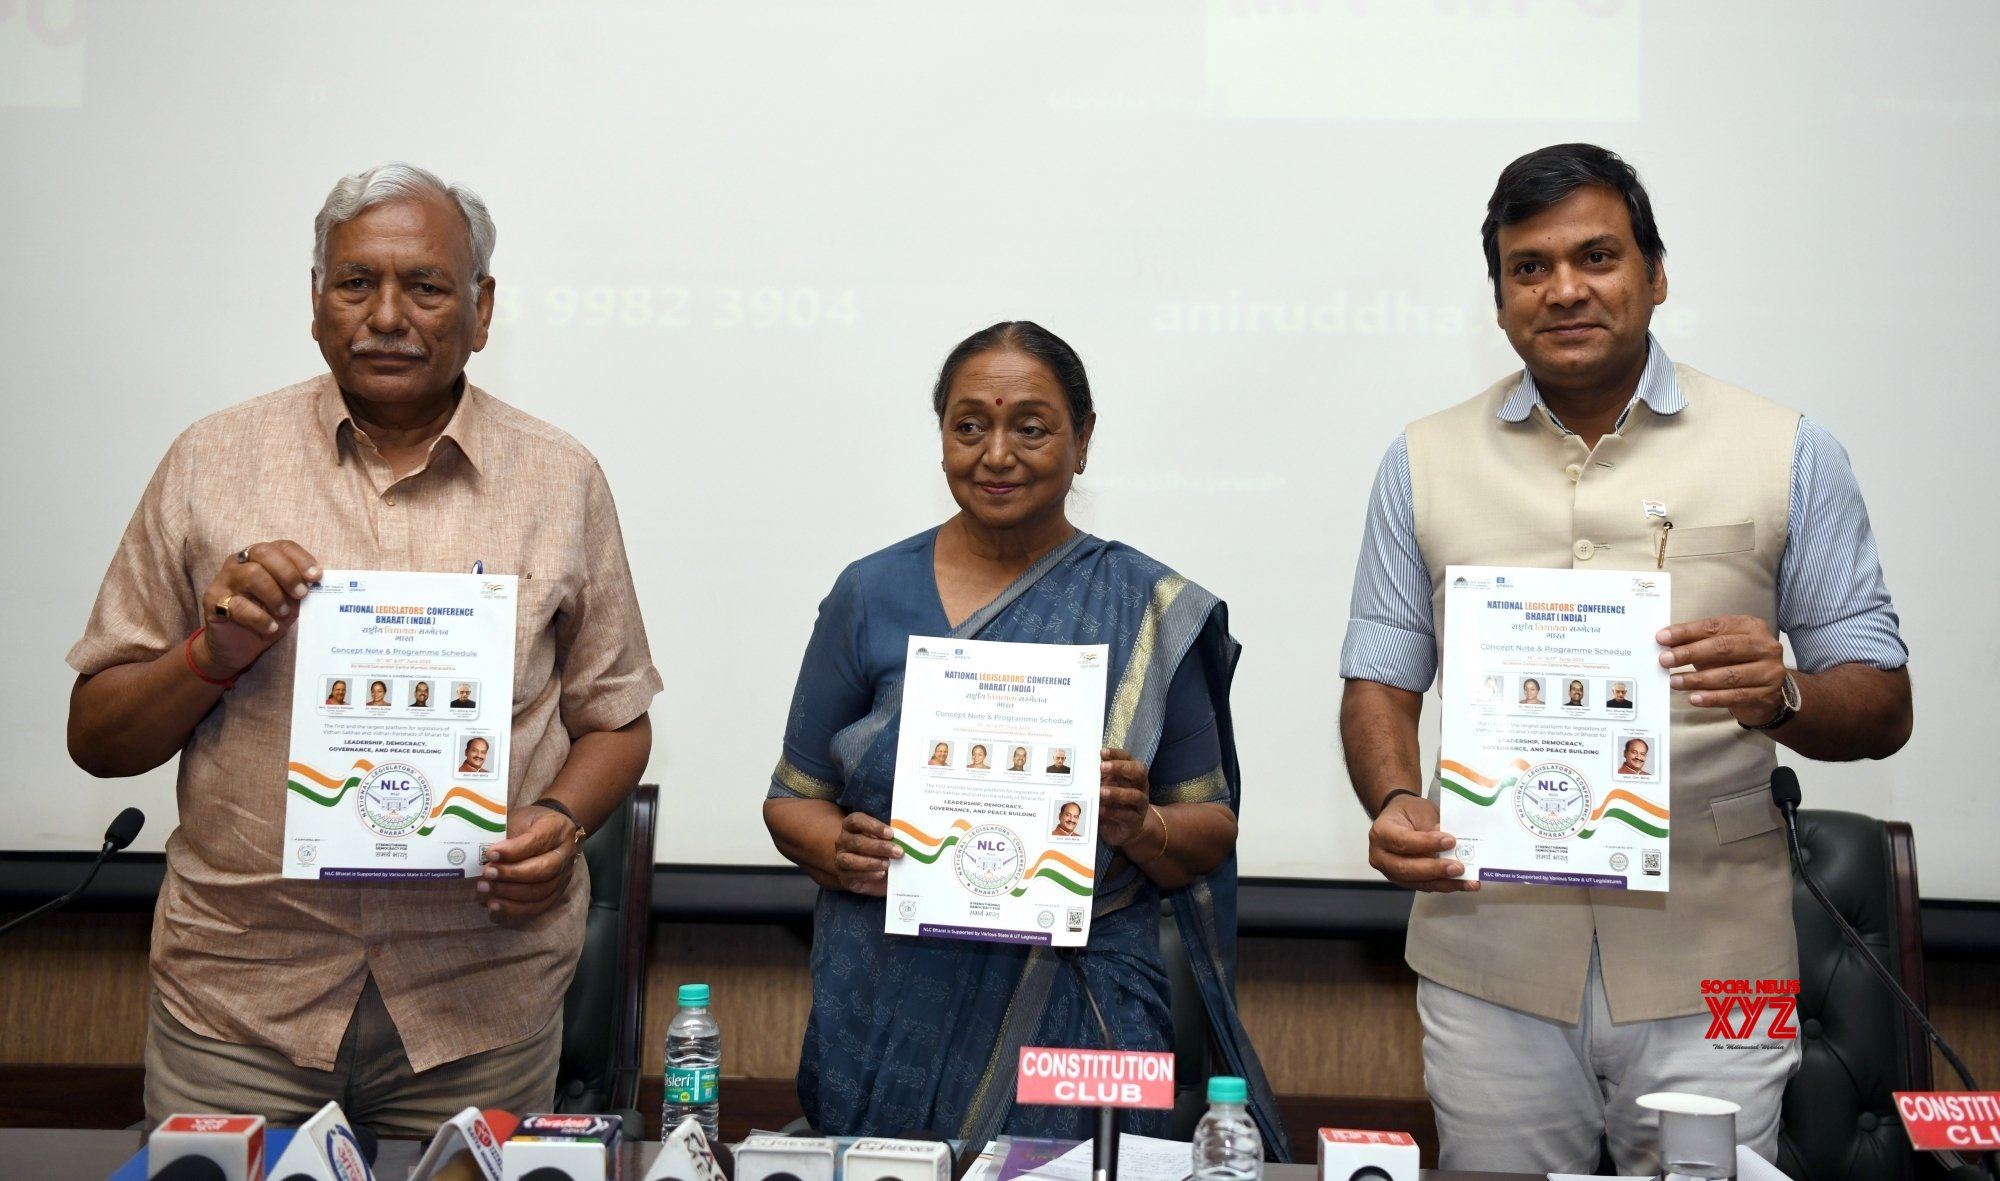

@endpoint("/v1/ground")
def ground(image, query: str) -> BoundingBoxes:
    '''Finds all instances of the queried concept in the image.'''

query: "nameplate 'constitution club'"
[1016,1047,1176,1109]
[1894,1091,2000,1152]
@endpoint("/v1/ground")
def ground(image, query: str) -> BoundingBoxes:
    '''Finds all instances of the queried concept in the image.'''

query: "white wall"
[4,0,1993,897]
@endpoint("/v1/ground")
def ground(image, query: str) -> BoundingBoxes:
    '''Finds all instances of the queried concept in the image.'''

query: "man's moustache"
[350,340,427,358]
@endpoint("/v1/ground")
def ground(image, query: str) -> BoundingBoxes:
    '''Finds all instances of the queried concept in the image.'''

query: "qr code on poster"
[1642,849,1663,875]
[1066,908,1085,932]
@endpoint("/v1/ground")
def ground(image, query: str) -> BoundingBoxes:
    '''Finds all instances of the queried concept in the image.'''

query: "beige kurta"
[69,375,663,1071]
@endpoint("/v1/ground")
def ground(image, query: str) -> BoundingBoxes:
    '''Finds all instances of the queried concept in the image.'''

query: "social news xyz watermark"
[1703,978,1799,1049]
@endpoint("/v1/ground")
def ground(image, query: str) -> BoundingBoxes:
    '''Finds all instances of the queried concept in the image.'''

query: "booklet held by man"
[1437,565,1673,891]
[282,570,518,881]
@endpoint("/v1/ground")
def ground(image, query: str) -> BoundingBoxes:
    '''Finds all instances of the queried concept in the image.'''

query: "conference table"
[0,1128,1538,1181]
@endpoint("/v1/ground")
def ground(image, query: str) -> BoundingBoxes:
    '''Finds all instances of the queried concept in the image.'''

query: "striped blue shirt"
[1340,338,1908,692]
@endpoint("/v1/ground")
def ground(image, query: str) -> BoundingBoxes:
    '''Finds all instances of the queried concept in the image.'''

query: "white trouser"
[1417,944,1801,1174]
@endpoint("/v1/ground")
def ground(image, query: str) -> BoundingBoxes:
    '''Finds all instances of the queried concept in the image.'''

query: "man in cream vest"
[1339,144,1911,1174]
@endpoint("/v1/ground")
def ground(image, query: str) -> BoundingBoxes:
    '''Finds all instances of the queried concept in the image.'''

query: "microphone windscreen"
[150,1158,227,1181]
[104,806,146,850]
[1770,766,1803,809]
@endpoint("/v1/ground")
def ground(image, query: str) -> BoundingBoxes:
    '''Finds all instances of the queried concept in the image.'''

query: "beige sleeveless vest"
[1402,364,1802,1022]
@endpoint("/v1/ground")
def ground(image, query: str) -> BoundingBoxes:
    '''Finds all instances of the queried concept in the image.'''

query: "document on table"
[282,570,518,880]
[1438,565,1673,891]
[994,1134,1190,1181]
[886,636,1109,945]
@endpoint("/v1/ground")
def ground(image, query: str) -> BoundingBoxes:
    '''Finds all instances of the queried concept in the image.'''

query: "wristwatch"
[529,797,589,854]
[1743,672,1802,732]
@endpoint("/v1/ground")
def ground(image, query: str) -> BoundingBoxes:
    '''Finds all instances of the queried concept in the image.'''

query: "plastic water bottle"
[662,982,721,1143]
[1191,1075,1263,1181]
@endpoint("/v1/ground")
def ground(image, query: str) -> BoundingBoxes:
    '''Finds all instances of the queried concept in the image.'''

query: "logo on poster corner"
[1514,762,1591,840]
[954,824,1025,897]
[897,899,917,921]
[1077,651,1100,669]
[357,762,433,838]
[1610,852,1629,872]
[295,843,317,866]
[1038,909,1055,929]
[447,847,466,866]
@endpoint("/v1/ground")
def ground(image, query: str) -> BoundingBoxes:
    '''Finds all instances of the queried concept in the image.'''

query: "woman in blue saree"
[764,322,1287,1155]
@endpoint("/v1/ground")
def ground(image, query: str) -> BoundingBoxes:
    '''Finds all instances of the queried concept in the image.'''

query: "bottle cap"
[1206,1075,1247,1104]
[678,983,711,1007]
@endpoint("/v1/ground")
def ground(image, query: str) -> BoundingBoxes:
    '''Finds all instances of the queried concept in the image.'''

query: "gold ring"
[215,595,234,620]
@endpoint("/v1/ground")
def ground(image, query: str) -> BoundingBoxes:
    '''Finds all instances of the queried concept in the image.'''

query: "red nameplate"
[1016,1047,1175,1109]
[151,1114,266,1181]
[1894,1091,2000,1152]
[158,1116,264,1135]
[1319,1129,1415,1147]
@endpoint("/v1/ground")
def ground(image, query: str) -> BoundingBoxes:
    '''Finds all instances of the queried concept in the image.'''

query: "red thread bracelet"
[184,627,238,690]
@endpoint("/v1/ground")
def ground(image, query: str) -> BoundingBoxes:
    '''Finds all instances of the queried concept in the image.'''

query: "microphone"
[410,1107,515,1181]
[1768,766,1802,812]
[105,805,146,850]
[1059,951,1120,1181]
[151,1159,227,1181]
[1772,768,1997,1181]
[0,807,146,937]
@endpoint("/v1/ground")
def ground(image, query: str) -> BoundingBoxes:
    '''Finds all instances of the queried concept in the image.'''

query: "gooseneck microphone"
[1772,768,1996,1181]
[1060,950,1121,1181]
[0,807,145,938]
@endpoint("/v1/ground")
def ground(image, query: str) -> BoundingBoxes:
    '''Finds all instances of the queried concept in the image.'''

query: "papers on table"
[1439,565,1673,891]
[283,570,518,880]
[886,637,1109,945]
[993,1134,1190,1181]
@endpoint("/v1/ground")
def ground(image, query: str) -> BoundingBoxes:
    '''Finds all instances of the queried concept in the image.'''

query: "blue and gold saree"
[769,529,1288,1157]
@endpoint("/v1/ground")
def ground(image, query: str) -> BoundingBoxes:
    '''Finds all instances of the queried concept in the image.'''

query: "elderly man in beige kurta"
[67,163,660,1133]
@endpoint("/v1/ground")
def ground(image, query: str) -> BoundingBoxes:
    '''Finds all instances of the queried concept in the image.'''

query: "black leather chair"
[1777,808,1942,1181]
[554,783,657,1124]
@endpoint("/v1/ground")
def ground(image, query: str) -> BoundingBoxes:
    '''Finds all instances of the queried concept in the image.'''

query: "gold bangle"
[1146,804,1169,862]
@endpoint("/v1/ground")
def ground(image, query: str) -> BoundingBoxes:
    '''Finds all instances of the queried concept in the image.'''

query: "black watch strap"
[1742,672,1802,732]
[1374,787,1424,818]
[529,797,588,846]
